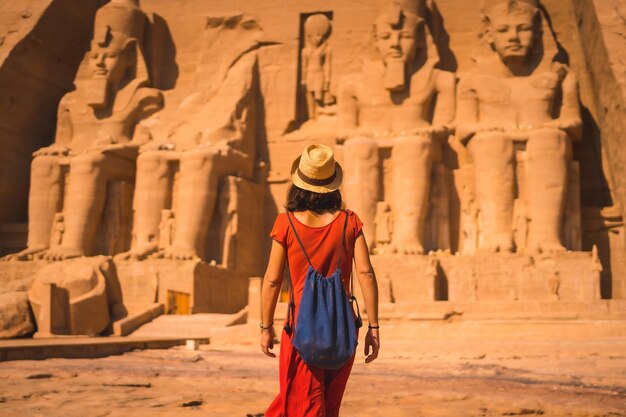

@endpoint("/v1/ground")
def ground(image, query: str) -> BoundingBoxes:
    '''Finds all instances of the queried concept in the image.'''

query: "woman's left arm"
[260,240,287,358]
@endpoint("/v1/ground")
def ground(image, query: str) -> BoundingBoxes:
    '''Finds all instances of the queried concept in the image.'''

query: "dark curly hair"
[285,185,343,214]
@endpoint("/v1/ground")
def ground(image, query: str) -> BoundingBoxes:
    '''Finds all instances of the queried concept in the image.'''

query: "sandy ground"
[1,320,625,417]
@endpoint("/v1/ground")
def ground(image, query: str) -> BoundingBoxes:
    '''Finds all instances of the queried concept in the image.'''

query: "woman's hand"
[260,327,276,358]
[364,328,380,363]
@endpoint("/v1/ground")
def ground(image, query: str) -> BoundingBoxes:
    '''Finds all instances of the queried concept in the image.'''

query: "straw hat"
[290,144,343,193]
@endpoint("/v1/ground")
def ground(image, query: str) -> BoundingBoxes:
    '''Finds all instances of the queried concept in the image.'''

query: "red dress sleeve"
[269,213,289,248]
[347,209,364,241]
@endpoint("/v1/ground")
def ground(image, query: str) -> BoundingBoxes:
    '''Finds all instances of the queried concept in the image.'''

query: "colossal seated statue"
[338,0,455,254]
[3,0,163,261]
[117,15,262,262]
[456,0,582,254]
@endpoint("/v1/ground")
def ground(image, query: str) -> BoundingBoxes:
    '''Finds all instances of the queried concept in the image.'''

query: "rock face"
[28,256,125,336]
[0,0,101,224]
[0,0,625,337]
[0,292,34,338]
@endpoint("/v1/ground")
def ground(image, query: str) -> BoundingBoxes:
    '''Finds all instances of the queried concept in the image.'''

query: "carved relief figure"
[3,0,163,261]
[301,13,333,120]
[117,15,262,261]
[339,0,455,254]
[374,201,393,253]
[157,209,175,250]
[456,0,582,253]
[50,213,65,247]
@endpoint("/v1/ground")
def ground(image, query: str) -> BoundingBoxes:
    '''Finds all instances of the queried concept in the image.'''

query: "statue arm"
[55,97,73,145]
[338,82,359,137]
[324,47,333,90]
[432,70,456,133]
[33,94,73,156]
[556,70,582,140]
[131,87,165,123]
[455,75,480,144]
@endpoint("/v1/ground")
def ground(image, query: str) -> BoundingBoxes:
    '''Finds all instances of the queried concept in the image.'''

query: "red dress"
[266,209,363,417]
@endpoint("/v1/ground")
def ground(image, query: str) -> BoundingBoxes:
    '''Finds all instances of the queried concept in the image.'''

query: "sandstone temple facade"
[0,0,625,338]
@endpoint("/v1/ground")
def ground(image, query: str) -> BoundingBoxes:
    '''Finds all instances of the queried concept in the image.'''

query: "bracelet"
[368,324,380,330]
[259,322,274,330]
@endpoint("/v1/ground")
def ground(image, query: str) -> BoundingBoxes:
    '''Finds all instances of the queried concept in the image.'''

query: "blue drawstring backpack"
[284,210,363,370]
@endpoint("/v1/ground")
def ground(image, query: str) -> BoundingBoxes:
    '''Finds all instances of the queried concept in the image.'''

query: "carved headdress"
[304,13,331,42]
[377,0,426,28]
[93,0,146,44]
[481,0,539,18]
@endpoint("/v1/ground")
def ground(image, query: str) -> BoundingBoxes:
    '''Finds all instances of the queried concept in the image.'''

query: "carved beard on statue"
[86,37,136,110]
[384,58,407,92]
[87,77,111,110]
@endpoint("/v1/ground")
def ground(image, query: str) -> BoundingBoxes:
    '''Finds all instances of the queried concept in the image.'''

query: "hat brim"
[290,156,343,194]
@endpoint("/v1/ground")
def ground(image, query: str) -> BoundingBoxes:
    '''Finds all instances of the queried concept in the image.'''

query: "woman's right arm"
[354,233,380,363]
[260,240,287,358]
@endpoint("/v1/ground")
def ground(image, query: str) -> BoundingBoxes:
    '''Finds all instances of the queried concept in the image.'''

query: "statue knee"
[394,135,433,162]
[468,131,510,158]
[181,148,219,172]
[31,156,60,179]
[472,131,507,144]
[137,151,168,172]
[345,136,378,160]
[527,129,568,157]
[70,153,105,176]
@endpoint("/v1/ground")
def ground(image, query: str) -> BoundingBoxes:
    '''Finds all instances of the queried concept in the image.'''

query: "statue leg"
[390,134,432,255]
[163,147,251,260]
[468,131,514,252]
[116,150,175,260]
[343,136,379,251]
[526,128,569,254]
[306,90,317,120]
[45,153,135,260]
[2,155,64,260]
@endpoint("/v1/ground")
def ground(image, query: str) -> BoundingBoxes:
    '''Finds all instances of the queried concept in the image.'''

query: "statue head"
[482,0,541,67]
[304,14,331,48]
[373,0,426,92]
[88,0,148,108]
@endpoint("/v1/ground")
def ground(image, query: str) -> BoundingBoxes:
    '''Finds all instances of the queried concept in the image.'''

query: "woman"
[261,144,380,417]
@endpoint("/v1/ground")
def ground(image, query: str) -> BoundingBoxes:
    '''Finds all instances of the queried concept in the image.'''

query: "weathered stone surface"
[0,292,34,339]
[0,0,101,225]
[116,258,250,315]
[28,256,124,336]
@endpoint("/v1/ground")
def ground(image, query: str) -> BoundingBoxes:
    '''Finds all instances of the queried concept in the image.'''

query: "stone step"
[129,313,240,338]
[269,300,626,322]
[0,335,208,362]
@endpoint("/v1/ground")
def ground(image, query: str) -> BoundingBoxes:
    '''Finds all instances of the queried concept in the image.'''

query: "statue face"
[374,14,419,64]
[307,29,325,47]
[88,38,133,86]
[486,11,536,61]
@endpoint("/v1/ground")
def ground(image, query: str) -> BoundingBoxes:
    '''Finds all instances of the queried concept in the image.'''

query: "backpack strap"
[336,210,350,270]
[285,212,313,267]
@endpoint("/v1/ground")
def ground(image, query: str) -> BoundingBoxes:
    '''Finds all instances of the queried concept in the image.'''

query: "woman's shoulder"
[274,212,291,226]
[343,209,364,236]
[344,208,361,221]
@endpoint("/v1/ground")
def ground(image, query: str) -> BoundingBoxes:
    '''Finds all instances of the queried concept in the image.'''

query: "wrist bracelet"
[260,322,274,330]
[368,324,380,329]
